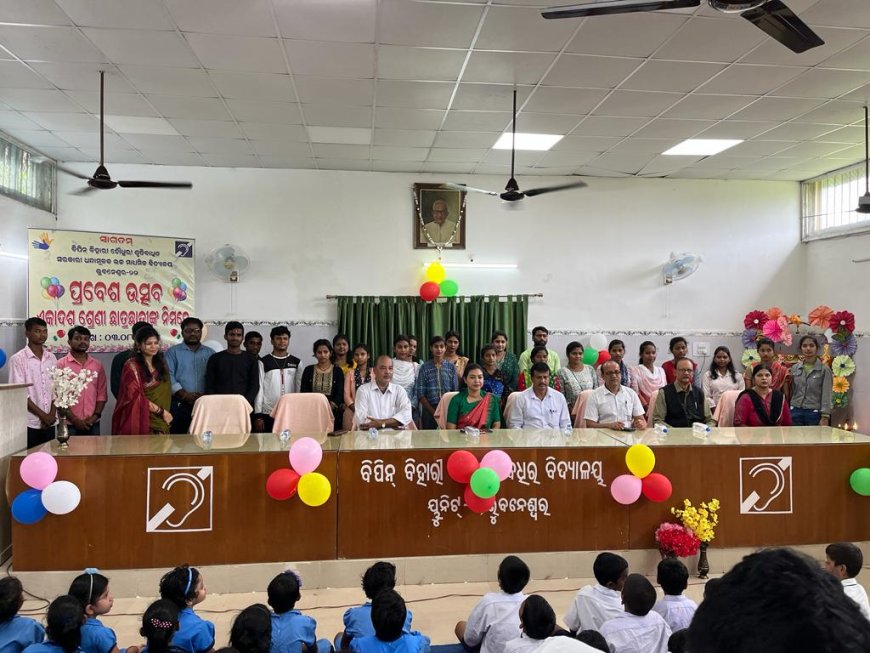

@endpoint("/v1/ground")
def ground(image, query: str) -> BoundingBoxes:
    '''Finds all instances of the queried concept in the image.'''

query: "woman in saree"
[734,363,793,427]
[446,364,501,430]
[112,326,172,435]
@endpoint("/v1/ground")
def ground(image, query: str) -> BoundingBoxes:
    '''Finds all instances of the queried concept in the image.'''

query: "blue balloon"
[50,277,59,285]
[179,282,187,291]
[12,489,47,525]
[0,348,6,369]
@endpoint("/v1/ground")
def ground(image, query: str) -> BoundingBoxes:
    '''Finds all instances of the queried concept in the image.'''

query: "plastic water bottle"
[692,422,711,435]
[279,429,291,446]
[368,427,379,440]
[465,427,480,439]
[654,423,669,436]
[562,425,574,436]
[201,430,213,448]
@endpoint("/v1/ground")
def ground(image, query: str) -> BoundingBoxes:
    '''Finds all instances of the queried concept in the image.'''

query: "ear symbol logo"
[146,466,214,533]
[161,472,206,528]
[740,457,793,515]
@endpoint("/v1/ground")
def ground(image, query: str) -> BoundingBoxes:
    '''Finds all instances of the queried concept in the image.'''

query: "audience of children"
[650,560,696,633]
[0,578,44,653]
[599,575,670,653]
[348,590,429,653]
[564,554,628,633]
[267,571,331,653]
[503,596,554,653]
[339,563,413,649]
[455,556,529,653]
[824,542,870,621]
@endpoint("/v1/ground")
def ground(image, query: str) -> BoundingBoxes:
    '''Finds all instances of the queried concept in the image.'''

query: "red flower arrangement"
[829,310,856,335]
[743,310,769,329]
[655,522,701,557]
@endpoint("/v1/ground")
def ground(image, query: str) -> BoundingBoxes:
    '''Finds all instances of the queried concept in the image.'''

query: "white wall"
[51,165,803,333]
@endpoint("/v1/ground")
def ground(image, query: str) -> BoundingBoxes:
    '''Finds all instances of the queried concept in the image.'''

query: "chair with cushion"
[271,393,334,433]
[713,389,741,427]
[189,395,252,435]
[572,389,595,428]
[433,391,460,429]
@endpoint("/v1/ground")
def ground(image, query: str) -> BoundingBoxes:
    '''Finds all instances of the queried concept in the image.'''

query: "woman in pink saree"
[112,326,173,435]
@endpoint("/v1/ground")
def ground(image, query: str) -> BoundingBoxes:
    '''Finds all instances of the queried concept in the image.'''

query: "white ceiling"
[0,0,868,180]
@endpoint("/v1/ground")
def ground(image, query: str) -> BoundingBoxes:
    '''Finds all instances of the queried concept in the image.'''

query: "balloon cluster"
[419,262,459,302]
[610,444,672,505]
[170,277,188,302]
[266,437,332,507]
[0,348,6,369]
[581,333,612,368]
[39,276,65,301]
[447,449,512,514]
[13,452,82,524]
[850,467,870,496]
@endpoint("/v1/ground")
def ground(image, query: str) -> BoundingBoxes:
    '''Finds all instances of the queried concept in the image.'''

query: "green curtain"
[337,295,528,362]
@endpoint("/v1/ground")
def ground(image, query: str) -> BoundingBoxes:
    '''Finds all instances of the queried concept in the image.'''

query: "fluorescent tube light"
[493,133,563,151]
[663,139,743,156]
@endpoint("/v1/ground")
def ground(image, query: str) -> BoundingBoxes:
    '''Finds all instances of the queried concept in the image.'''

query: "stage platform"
[7,427,870,584]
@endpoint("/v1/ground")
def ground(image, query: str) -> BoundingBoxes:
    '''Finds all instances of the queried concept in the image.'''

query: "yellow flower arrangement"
[833,376,850,393]
[671,498,720,543]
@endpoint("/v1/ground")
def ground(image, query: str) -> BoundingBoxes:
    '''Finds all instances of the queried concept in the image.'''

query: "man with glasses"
[585,359,646,431]
[165,316,214,434]
[653,358,713,428]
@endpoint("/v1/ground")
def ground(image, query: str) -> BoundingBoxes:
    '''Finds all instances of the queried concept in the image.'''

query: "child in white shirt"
[504,595,555,653]
[564,553,628,633]
[824,542,870,621]
[652,559,696,632]
[599,574,671,653]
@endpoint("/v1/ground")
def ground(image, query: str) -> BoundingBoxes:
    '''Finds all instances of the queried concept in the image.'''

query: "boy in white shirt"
[652,559,697,632]
[565,553,628,633]
[824,542,870,621]
[456,556,530,653]
[504,595,555,653]
[600,574,671,653]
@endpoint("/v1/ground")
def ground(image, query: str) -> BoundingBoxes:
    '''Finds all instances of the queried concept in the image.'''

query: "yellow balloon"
[625,444,655,479]
[298,472,331,507]
[425,262,446,284]
[42,289,51,300]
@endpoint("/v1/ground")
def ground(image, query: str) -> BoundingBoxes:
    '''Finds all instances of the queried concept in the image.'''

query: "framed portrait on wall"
[413,183,466,250]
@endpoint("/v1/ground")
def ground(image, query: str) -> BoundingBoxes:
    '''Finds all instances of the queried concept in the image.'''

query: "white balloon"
[41,480,81,515]
[202,339,224,352]
[823,328,834,342]
[589,333,608,351]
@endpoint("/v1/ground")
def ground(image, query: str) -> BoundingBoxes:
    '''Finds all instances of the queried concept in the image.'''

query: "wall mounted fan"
[663,252,702,284]
[440,89,587,203]
[541,0,824,54]
[206,245,250,283]
[58,71,193,195]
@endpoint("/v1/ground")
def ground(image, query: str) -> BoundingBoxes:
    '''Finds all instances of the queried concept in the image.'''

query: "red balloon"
[266,468,300,500]
[641,472,673,502]
[464,484,496,514]
[596,350,611,367]
[447,450,479,484]
[419,281,440,302]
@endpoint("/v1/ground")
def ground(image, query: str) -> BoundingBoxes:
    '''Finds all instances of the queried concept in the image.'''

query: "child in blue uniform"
[68,570,126,653]
[0,578,44,653]
[23,596,84,653]
[229,604,271,653]
[339,562,413,649]
[158,566,214,653]
[138,600,188,653]
[349,591,429,653]
[266,572,331,653]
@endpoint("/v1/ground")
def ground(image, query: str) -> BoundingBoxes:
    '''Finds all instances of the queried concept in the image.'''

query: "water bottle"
[692,422,711,435]
[465,427,480,439]
[654,423,668,436]
[279,429,291,447]
[562,425,574,437]
[201,430,213,448]
[368,427,379,440]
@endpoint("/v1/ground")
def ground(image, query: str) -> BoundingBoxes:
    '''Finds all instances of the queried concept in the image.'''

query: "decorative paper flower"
[832,355,856,377]
[829,333,857,357]
[762,317,786,342]
[808,305,834,328]
[829,310,856,334]
[833,376,851,393]
[766,307,783,321]
[741,328,759,348]
[742,349,760,367]
[832,392,849,408]
[788,314,802,325]
[780,323,793,347]
[744,310,769,329]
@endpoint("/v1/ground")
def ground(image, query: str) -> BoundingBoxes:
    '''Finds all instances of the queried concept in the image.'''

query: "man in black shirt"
[205,321,260,408]
[653,357,714,428]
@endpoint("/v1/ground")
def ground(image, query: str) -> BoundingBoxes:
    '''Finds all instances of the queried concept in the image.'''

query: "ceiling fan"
[857,106,870,214]
[58,71,193,195]
[541,0,824,54]
[440,89,587,203]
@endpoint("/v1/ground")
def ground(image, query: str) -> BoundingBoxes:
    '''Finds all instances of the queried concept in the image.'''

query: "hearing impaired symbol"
[146,466,213,532]
[739,456,793,514]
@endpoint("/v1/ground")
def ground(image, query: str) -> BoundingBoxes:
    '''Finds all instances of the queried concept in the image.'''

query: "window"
[0,132,55,213]
[801,161,869,241]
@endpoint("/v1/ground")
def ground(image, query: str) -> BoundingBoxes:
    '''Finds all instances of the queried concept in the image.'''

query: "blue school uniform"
[80,618,116,653]
[0,617,45,653]
[270,611,330,653]
[349,633,429,653]
[23,643,80,653]
[172,608,214,653]
[343,604,414,641]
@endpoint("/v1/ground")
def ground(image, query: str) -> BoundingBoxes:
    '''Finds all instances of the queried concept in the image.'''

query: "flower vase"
[697,542,710,579]
[56,415,70,449]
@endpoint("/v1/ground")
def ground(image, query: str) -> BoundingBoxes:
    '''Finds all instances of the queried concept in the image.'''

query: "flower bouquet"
[672,498,720,542]
[48,366,97,447]
[655,522,700,558]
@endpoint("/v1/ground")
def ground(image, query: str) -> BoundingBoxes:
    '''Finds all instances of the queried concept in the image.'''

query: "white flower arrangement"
[48,366,97,409]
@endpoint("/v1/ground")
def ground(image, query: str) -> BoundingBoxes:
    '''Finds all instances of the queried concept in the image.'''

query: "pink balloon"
[20,452,58,490]
[480,449,513,482]
[288,437,323,475]
[610,474,642,505]
[47,285,59,298]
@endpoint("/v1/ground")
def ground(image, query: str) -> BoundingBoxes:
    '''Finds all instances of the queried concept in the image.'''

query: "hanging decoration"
[419,260,460,302]
[266,437,332,507]
[446,449,513,514]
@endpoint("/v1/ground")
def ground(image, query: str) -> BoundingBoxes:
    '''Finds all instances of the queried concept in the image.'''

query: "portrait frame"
[413,183,466,250]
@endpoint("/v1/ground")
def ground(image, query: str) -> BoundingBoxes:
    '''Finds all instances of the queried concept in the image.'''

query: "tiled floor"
[19,575,716,650]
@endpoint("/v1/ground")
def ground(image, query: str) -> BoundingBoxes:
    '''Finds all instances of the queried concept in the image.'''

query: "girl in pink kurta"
[632,341,667,410]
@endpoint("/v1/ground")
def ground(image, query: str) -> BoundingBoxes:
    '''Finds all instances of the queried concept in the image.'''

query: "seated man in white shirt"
[507,363,571,430]
[652,559,696,633]
[584,360,646,431]
[824,542,870,621]
[600,574,671,653]
[354,355,413,430]
[565,552,628,633]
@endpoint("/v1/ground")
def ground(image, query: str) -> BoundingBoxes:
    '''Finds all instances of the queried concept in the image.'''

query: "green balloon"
[171,277,181,288]
[40,277,51,289]
[850,468,870,496]
[582,347,598,366]
[470,467,500,499]
[440,279,459,297]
